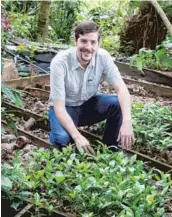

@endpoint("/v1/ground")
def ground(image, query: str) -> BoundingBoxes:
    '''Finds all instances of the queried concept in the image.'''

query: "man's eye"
[91,41,96,45]
[82,40,87,43]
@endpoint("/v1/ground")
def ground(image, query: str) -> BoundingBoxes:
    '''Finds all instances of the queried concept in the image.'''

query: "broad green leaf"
[69,191,77,199]
[136,57,143,71]
[109,160,116,167]
[55,171,65,183]
[146,194,155,205]
[82,213,94,217]
[1,176,12,190]
[75,185,82,192]
[19,191,32,197]
[33,192,42,206]
[11,201,22,210]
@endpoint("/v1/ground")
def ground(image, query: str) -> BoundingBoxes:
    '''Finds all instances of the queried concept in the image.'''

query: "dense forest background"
[1,0,172,70]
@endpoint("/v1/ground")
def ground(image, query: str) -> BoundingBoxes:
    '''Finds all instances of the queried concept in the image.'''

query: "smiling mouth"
[82,51,92,55]
[81,49,92,53]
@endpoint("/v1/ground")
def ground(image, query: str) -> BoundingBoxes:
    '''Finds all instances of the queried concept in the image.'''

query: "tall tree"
[36,0,51,41]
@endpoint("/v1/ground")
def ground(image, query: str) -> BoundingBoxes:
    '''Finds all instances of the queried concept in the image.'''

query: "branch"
[150,0,172,35]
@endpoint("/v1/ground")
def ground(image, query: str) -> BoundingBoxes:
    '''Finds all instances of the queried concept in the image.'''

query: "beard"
[80,48,93,62]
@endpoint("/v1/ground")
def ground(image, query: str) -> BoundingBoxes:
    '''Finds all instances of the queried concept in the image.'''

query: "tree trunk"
[150,0,172,35]
[36,0,51,41]
[22,1,27,13]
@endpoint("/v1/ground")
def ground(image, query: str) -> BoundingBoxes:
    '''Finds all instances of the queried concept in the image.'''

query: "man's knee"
[50,130,71,145]
[108,96,121,111]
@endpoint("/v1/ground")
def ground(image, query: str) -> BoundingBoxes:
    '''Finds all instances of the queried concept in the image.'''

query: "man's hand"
[117,119,135,150]
[74,134,95,155]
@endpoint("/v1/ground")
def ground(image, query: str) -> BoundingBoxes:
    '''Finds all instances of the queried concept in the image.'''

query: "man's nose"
[85,42,92,50]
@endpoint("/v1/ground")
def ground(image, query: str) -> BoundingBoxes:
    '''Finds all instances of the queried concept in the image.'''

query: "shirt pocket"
[86,79,97,97]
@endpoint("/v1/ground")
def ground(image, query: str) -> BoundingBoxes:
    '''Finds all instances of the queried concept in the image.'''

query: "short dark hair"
[75,21,101,41]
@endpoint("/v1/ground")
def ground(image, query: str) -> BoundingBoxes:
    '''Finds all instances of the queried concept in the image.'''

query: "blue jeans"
[48,94,122,149]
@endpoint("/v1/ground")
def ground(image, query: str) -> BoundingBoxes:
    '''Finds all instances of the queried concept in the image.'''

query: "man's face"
[76,32,99,64]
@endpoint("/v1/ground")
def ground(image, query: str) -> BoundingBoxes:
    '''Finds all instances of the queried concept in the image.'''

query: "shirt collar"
[72,48,96,70]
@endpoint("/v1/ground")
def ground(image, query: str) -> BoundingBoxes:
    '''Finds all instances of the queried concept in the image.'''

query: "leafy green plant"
[3,1,84,43]
[2,1,39,40]
[1,82,23,135]
[132,102,172,151]
[1,83,23,106]
[50,1,84,44]
[9,12,37,40]
[2,1,38,14]
[77,0,130,55]
[1,30,11,49]
[130,37,172,71]
[2,146,172,216]
[87,102,172,152]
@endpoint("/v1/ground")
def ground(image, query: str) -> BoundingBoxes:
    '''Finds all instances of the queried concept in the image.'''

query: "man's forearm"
[117,88,132,122]
[53,102,94,154]
[54,104,81,141]
[111,79,134,149]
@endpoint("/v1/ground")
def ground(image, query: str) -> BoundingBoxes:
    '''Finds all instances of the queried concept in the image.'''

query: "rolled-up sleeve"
[103,51,122,85]
[50,59,66,101]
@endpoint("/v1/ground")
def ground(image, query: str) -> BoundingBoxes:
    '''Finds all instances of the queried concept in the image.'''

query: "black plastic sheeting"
[3,40,68,76]
[33,52,57,73]
[18,51,57,74]
[34,52,56,63]
[3,50,58,76]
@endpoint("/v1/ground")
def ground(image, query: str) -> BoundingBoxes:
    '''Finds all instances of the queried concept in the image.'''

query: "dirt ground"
[2,80,172,163]
[100,82,172,109]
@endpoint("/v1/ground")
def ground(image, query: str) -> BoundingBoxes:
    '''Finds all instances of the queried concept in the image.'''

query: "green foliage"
[1,83,23,135]
[2,146,172,216]
[88,102,172,152]
[2,0,171,53]
[77,0,130,55]
[129,0,172,18]
[1,30,11,49]
[2,0,39,40]
[1,152,33,210]
[130,36,172,71]
[9,12,37,40]
[157,1,172,18]
[132,102,172,151]
[50,1,84,44]
[2,1,83,43]
[1,83,23,106]
[2,1,38,14]
[2,1,57,42]
[101,35,120,56]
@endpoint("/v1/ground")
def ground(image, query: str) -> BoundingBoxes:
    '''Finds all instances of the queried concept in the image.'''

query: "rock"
[22,144,33,152]
[32,101,45,113]
[166,151,172,165]
[1,142,16,152]
[21,153,30,161]
[16,136,30,149]
[24,117,36,130]
[35,101,44,108]
[6,154,13,160]
[1,58,19,81]
[1,134,16,143]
